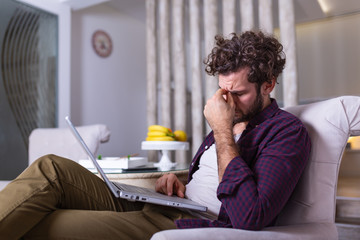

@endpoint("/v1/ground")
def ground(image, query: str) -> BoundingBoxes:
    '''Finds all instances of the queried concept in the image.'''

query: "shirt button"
[191,162,194,166]
[205,145,209,149]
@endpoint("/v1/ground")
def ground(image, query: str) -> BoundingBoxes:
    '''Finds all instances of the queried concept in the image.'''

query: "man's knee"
[33,154,73,168]
[29,154,81,178]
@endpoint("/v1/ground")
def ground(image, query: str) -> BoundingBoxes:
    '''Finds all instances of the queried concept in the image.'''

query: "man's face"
[218,67,264,124]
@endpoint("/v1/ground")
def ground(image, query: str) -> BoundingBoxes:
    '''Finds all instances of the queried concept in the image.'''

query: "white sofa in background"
[0,181,10,191]
[151,96,360,240]
[0,124,110,192]
[28,124,111,165]
[1,124,110,193]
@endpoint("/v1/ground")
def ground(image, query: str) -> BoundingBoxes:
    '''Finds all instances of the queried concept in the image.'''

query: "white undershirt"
[185,134,241,220]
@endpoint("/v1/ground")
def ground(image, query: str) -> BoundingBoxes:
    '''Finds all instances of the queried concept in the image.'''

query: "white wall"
[296,13,360,102]
[71,3,148,158]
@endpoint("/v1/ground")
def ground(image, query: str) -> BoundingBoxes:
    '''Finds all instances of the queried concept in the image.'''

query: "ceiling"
[60,0,360,25]
[295,0,360,23]
[58,0,109,10]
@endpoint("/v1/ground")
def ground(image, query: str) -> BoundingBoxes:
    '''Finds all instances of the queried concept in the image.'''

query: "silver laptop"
[65,116,207,212]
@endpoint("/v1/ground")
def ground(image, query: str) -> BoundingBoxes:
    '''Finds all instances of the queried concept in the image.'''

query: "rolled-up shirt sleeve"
[217,123,311,230]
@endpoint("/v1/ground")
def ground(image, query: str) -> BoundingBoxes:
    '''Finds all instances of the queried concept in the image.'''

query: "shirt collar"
[247,98,279,129]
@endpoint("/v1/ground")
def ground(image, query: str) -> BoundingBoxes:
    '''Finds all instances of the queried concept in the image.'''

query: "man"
[0,31,311,239]
[157,31,311,229]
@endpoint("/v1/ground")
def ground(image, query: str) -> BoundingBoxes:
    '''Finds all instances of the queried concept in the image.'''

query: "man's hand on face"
[155,173,185,198]
[204,88,235,133]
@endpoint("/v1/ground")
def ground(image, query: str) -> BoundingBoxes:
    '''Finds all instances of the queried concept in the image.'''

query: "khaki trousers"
[0,155,195,240]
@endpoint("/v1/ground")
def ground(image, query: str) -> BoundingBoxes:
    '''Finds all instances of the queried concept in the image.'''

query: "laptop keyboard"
[112,181,155,194]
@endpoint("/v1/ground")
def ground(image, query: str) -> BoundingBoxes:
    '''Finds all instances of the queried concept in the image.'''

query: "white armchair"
[151,96,360,240]
[28,124,111,165]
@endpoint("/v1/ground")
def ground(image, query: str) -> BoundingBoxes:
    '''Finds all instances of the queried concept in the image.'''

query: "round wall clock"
[92,30,113,58]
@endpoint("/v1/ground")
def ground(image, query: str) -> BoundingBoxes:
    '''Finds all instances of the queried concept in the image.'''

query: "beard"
[233,91,264,124]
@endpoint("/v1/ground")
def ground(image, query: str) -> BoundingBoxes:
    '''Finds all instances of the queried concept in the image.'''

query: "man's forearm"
[214,129,239,182]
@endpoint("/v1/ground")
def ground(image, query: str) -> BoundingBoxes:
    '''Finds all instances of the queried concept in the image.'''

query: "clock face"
[92,30,112,58]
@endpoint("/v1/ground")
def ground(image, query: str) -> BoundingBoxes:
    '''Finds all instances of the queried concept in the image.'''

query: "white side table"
[141,141,189,170]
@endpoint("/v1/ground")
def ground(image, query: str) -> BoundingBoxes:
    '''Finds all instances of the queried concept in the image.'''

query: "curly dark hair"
[204,31,286,86]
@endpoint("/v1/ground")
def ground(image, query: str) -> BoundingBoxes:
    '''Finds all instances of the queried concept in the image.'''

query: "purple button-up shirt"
[175,99,311,230]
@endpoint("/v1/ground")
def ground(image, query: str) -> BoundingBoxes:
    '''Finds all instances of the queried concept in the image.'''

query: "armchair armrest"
[151,222,337,240]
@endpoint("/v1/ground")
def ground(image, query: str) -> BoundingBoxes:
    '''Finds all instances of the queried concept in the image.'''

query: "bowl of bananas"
[142,125,189,169]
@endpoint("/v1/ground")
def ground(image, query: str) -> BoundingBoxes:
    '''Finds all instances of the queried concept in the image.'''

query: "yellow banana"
[148,125,169,133]
[147,125,175,141]
[146,136,175,141]
[147,131,167,137]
